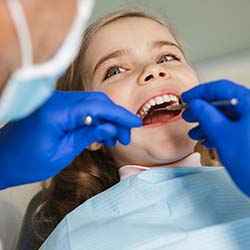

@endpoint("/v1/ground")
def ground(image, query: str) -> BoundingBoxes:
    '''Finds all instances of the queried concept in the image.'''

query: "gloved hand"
[181,79,250,195]
[0,91,142,189]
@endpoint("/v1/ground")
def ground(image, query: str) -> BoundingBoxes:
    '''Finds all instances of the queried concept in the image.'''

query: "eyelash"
[104,65,126,80]
[103,54,181,80]
[157,54,181,64]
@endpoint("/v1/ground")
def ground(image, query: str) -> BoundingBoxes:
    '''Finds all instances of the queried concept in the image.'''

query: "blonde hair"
[32,9,219,248]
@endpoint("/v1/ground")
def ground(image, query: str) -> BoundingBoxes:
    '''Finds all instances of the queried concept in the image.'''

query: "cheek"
[176,66,199,90]
[185,68,199,87]
[95,81,131,108]
[94,83,130,108]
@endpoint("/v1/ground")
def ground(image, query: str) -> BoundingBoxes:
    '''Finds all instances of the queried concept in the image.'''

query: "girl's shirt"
[40,165,250,250]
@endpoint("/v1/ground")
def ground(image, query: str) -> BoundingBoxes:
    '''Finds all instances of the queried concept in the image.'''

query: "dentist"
[182,79,250,195]
[0,0,141,189]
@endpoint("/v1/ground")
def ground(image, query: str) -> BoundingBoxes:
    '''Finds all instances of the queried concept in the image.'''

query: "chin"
[151,145,194,164]
[111,122,196,167]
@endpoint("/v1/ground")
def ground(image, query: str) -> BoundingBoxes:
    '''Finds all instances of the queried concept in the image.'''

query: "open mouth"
[137,93,182,126]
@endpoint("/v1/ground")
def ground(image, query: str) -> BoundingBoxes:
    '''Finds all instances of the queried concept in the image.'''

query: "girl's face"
[85,17,200,167]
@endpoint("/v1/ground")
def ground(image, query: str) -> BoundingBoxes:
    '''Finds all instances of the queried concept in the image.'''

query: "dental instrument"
[153,98,238,112]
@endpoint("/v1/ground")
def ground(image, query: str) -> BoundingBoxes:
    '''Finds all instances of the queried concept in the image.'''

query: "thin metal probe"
[154,98,238,112]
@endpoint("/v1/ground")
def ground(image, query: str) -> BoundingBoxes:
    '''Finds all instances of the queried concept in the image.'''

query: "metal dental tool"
[153,98,238,112]
[148,98,238,123]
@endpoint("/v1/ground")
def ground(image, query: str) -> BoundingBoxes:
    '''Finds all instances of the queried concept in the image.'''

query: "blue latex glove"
[0,91,142,189]
[181,80,250,195]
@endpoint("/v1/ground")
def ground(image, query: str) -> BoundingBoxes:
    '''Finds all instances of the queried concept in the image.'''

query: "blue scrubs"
[40,167,250,250]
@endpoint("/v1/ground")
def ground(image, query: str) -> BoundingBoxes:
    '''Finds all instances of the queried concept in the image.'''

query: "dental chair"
[0,200,22,250]
[15,192,43,250]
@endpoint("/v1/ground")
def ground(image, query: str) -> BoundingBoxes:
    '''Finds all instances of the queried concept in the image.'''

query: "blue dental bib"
[40,167,250,250]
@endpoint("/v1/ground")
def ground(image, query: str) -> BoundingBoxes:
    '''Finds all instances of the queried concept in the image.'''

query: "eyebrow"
[93,40,183,75]
[151,40,184,54]
[93,49,131,75]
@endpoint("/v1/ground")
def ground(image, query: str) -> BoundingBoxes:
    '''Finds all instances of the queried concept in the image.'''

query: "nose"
[138,64,170,85]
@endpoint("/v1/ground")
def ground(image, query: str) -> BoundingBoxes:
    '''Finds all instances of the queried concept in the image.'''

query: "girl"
[29,10,250,250]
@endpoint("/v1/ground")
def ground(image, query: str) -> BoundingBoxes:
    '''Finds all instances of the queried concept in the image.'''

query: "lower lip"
[141,112,183,128]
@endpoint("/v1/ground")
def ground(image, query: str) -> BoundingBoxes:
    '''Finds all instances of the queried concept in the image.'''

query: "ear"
[87,142,103,151]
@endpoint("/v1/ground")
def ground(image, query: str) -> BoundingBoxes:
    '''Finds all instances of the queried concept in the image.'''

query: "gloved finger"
[101,125,132,146]
[187,99,229,142]
[47,124,118,173]
[201,139,215,149]
[115,125,131,146]
[181,80,250,118]
[182,109,197,123]
[182,80,247,102]
[82,101,142,127]
[101,126,131,147]
[68,100,142,131]
[188,126,206,140]
[93,123,119,142]
[103,138,117,147]
[183,102,238,122]
[45,91,142,131]
[66,123,118,156]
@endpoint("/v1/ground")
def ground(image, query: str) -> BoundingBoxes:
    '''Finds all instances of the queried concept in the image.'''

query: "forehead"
[85,17,178,65]
[94,16,176,43]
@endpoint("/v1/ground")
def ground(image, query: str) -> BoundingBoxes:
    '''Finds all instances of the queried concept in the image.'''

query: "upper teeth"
[138,94,179,118]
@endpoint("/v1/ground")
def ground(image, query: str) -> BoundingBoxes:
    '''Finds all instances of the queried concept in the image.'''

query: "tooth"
[168,95,174,101]
[170,95,178,102]
[149,99,156,106]
[146,103,151,109]
[163,95,171,102]
[155,96,164,105]
[140,110,145,116]
[170,96,175,102]
[143,106,148,112]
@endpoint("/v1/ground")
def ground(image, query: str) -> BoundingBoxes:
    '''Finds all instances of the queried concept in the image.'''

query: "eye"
[157,54,180,64]
[104,66,126,80]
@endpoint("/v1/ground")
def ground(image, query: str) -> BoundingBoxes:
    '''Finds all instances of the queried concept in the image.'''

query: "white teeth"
[149,99,156,106]
[140,110,145,116]
[137,93,180,119]
[155,96,164,105]
[172,95,178,102]
[168,94,178,102]
[163,95,171,102]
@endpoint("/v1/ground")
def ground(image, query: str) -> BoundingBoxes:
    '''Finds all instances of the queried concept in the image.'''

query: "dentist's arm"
[0,91,142,189]
[181,80,250,195]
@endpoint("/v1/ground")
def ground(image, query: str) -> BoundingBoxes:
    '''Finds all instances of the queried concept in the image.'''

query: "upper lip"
[135,88,182,116]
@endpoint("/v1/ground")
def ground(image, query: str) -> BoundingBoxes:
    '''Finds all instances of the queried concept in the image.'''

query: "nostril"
[159,72,165,77]
[145,75,153,81]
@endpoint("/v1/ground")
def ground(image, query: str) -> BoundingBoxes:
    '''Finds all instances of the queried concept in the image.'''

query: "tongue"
[143,110,179,126]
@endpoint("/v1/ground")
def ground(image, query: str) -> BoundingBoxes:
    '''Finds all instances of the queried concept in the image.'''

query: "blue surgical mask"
[0,0,95,123]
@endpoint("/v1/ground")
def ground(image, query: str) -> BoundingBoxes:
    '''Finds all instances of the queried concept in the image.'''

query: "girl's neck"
[119,152,202,180]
